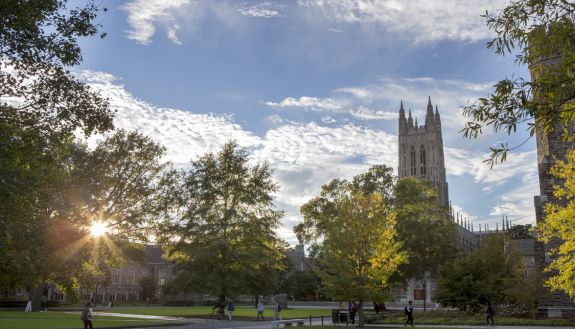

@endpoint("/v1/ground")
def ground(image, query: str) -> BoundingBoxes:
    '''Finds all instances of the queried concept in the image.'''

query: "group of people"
[212,299,236,320]
[211,299,282,321]
[335,301,359,324]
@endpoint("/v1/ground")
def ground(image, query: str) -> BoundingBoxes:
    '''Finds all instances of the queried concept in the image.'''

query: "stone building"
[529,29,575,317]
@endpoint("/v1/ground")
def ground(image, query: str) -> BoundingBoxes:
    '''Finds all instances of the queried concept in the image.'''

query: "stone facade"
[530,47,575,317]
[398,97,449,207]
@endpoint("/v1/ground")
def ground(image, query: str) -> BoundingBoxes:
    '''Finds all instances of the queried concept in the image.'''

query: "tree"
[537,149,575,297]
[0,0,113,306]
[160,141,286,302]
[284,271,320,300]
[0,128,176,303]
[0,120,75,292]
[139,276,158,303]
[393,177,458,281]
[66,130,177,243]
[297,166,405,327]
[460,0,575,166]
[0,0,113,135]
[506,224,533,240]
[436,235,534,312]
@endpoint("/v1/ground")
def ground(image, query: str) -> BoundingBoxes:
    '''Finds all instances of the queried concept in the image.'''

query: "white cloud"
[122,0,190,45]
[254,122,397,213]
[350,106,396,120]
[238,2,284,18]
[445,148,537,186]
[167,25,183,45]
[297,0,508,42]
[487,170,538,225]
[263,76,494,128]
[263,96,347,111]
[80,70,260,165]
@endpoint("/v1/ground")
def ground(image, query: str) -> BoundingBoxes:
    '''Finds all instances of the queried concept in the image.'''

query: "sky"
[75,0,538,244]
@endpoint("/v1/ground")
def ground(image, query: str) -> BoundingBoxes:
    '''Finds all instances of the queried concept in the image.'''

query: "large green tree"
[0,128,176,302]
[0,121,75,292]
[0,0,114,304]
[296,166,405,327]
[461,0,575,165]
[66,130,177,243]
[393,177,458,281]
[160,141,286,302]
[436,235,535,312]
[538,149,575,297]
[0,0,112,135]
[283,270,319,300]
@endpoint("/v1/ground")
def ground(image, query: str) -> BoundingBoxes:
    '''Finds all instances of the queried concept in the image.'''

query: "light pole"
[423,282,426,312]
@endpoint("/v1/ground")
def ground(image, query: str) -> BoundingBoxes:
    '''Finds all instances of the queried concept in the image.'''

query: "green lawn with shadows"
[104,306,331,319]
[0,311,184,329]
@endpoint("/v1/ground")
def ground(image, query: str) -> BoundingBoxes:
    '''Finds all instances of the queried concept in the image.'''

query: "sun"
[89,221,107,237]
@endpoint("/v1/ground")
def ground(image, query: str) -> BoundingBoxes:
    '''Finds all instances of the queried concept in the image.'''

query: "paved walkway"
[62,312,575,329]
[95,315,575,329]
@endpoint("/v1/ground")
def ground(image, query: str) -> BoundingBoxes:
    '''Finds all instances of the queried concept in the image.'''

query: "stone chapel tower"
[398,97,449,207]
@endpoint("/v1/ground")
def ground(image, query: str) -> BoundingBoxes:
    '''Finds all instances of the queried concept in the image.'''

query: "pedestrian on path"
[257,301,265,321]
[80,301,93,329]
[227,301,235,320]
[486,302,495,326]
[273,301,282,320]
[404,300,414,327]
[350,301,358,324]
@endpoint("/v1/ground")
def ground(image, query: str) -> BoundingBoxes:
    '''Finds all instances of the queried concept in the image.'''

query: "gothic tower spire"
[426,96,434,128]
[397,97,449,207]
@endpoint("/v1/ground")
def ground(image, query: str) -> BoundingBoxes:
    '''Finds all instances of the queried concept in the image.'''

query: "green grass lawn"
[0,311,184,329]
[373,310,574,327]
[104,306,331,319]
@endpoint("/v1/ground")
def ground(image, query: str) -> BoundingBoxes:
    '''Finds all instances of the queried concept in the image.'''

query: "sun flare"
[90,221,107,237]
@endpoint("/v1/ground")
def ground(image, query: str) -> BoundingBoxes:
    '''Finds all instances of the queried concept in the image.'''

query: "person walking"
[404,300,414,327]
[227,301,235,321]
[350,301,358,324]
[486,302,495,326]
[273,301,282,320]
[257,301,265,321]
[80,301,93,329]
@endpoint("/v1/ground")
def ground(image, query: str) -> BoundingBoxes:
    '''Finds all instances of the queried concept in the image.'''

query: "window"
[16,288,24,296]
[410,146,416,175]
[114,274,120,284]
[420,145,426,175]
[128,275,133,285]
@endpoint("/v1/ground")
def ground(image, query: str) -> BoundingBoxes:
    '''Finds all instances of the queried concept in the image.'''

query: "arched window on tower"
[410,146,416,176]
[420,145,426,176]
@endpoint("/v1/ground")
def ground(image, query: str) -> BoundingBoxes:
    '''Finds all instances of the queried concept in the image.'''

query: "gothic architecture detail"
[398,97,449,207]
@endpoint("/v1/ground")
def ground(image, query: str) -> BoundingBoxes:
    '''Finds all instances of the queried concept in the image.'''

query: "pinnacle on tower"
[407,109,413,127]
[425,96,434,128]
[399,100,406,118]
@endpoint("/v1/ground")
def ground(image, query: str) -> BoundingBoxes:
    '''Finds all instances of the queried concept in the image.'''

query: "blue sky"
[76,0,538,243]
